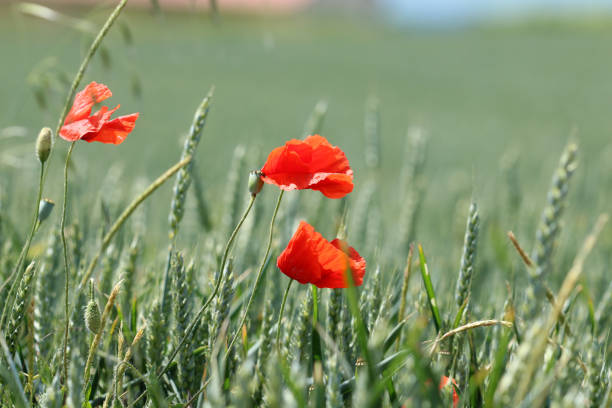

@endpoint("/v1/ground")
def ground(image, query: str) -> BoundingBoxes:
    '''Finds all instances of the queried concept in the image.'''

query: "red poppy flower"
[260,135,353,199]
[439,376,459,408]
[59,81,139,145]
[277,221,366,288]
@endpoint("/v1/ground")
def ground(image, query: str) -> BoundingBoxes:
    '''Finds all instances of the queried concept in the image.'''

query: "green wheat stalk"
[161,89,214,314]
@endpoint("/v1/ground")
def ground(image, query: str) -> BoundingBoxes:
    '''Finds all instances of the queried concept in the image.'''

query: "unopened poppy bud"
[36,127,53,164]
[38,198,55,224]
[248,170,264,196]
[85,300,101,334]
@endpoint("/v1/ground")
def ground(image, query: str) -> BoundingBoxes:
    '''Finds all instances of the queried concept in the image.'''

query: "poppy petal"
[261,135,353,198]
[64,82,112,124]
[276,222,324,284]
[439,376,459,408]
[59,118,97,142]
[309,173,354,199]
[277,221,366,289]
[59,105,121,142]
[83,113,139,144]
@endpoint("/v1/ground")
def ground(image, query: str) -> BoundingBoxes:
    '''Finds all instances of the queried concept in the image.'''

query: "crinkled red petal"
[261,135,353,198]
[64,82,112,124]
[277,221,366,289]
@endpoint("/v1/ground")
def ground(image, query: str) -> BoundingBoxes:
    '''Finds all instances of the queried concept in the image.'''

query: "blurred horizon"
[29,0,612,27]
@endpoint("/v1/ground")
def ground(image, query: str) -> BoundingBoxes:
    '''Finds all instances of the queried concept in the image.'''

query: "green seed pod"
[85,299,101,334]
[36,127,53,164]
[38,198,55,224]
[248,170,264,197]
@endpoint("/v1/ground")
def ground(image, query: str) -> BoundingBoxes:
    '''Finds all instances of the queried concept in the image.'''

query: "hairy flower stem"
[50,0,129,387]
[227,190,284,354]
[60,141,76,386]
[276,279,293,349]
[0,165,44,328]
[157,194,257,379]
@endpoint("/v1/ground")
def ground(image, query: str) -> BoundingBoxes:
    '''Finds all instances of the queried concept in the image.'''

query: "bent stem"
[0,164,45,328]
[60,141,76,386]
[276,278,293,349]
[78,156,193,290]
[157,193,257,379]
[227,190,284,354]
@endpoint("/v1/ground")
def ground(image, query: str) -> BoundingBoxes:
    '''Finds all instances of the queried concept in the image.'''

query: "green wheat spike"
[145,300,165,372]
[350,179,376,249]
[531,143,578,279]
[255,300,274,405]
[230,358,257,406]
[7,261,36,353]
[364,96,381,170]
[120,235,140,320]
[366,266,382,333]
[221,145,247,240]
[209,259,234,347]
[585,339,606,405]
[162,88,214,314]
[171,253,201,395]
[397,127,428,257]
[327,288,343,345]
[454,202,480,312]
[326,348,343,407]
[191,162,212,231]
[99,243,120,296]
[291,289,313,364]
[39,375,62,408]
[303,99,328,137]
[528,143,578,307]
[262,352,283,408]
[341,293,355,366]
[168,89,214,241]
[34,228,61,357]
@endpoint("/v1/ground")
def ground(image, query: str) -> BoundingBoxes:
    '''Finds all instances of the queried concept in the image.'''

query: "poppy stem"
[0,163,45,329]
[60,140,76,387]
[311,285,323,369]
[157,192,257,379]
[276,278,293,349]
[227,189,284,354]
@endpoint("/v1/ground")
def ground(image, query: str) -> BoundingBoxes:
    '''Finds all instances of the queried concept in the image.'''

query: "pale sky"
[379,0,612,25]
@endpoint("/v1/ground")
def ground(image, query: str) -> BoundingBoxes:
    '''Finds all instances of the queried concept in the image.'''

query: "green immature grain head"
[397,127,428,257]
[364,96,381,170]
[7,261,36,353]
[454,202,479,311]
[168,89,213,241]
[222,145,247,239]
[34,229,60,356]
[145,300,165,372]
[162,89,213,314]
[291,288,313,365]
[303,99,328,137]
[531,143,578,280]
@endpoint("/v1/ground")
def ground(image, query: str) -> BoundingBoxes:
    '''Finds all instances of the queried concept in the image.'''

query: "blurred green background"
[1,5,611,277]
